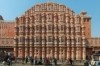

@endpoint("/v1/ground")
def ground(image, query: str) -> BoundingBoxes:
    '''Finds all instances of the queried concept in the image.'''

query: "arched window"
[36,14,40,21]
[35,5,40,11]
[60,15,64,21]
[48,25,52,30]
[47,14,52,21]
[48,36,52,42]
[61,25,64,31]
[59,5,64,11]
[76,36,81,44]
[36,36,40,42]
[36,25,40,31]
[61,36,65,42]
[47,4,52,11]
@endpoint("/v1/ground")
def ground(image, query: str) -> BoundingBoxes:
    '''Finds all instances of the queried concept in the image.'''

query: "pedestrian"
[34,57,38,65]
[69,58,73,65]
[22,57,25,64]
[84,60,90,66]
[53,58,57,65]
[25,56,28,64]
[38,57,43,65]
[30,56,33,65]
[7,57,12,65]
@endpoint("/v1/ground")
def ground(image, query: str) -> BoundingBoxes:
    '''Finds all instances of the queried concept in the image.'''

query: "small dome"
[80,11,87,15]
[0,15,3,20]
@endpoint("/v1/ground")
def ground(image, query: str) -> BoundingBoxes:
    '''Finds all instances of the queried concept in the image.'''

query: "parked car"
[90,60,100,66]
[95,61,100,66]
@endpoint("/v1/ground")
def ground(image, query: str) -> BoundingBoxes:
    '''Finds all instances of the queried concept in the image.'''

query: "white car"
[95,61,100,66]
[90,60,100,66]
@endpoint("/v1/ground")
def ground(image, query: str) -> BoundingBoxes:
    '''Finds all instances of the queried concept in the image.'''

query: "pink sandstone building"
[0,2,100,61]
[0,15,15,52]
[14,2,91,60]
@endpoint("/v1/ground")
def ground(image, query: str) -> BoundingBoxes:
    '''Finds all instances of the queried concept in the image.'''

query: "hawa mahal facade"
[0,2,99,60]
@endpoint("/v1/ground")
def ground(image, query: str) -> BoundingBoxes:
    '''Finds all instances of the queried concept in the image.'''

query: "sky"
[0,0,100,37]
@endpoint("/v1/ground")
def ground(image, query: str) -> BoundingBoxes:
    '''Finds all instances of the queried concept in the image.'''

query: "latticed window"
[25,37,29,43]
[77,17,80,23]
[76,37,81,44]
[42,25,46,31]
[54,5,57,11]
[30,37,33,42]
[47,4,52,11]
[48,36,52,42]
[71,27,74,32]
[54,25,57,31]
[35,5,40,11]
[20,26,24,31]
[67,39,70,44]
[2,41,4,44]
[59,5,64,11]
[36,36,40,42]
[25,17,29,24]
[77,26,80,32]
[36,25,40,31]
[47,49,51,54]
[36,37,38,42]
[19,37,24,42]
[48,25,52,30]
[15,38,18,43]
[61,36,65,42]
[35,14,40,21]
[61,25,64,31]
[47,14,52,21]
[25,27,30,35]
[75,26,80,32]
[61,15,64,21]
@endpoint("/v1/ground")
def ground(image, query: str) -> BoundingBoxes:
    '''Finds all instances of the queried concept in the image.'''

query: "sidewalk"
[0,63,84,66]
[0,61,84,66]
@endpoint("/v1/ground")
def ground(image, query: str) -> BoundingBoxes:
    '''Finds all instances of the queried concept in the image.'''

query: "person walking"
[69,58,73,65]
[53,58,57,65]
[25,56,28,64]
[22,57,25,64]
[30,56,33,65]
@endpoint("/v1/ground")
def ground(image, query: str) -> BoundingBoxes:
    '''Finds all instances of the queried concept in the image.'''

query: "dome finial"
[80,11,87,15]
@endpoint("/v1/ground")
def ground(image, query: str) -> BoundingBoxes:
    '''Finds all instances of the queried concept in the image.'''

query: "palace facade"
[0,15,15,53]
[14,2,91,60]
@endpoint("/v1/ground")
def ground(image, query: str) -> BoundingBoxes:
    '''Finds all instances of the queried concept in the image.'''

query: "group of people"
[2,53,15,65]
[21,56,74,65]
[0,52,74,66]
[22,56,57,65]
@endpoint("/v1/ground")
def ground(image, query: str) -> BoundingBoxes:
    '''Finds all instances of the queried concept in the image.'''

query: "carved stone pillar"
[14,47,18,57]
[30,47,33,57]
[29,36,33,57]
[21,47,25,58]
[42,47,45,58]
[78,48,81,60]
[54,47,57,59]
[18,47,23,58]
[71,48,74,60]
[67,47,70,60]
[46,48,49,58]
[76,47,79,60]
[83,48,86,60]
[25,47,29,57]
